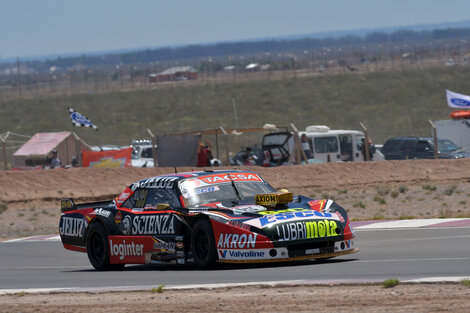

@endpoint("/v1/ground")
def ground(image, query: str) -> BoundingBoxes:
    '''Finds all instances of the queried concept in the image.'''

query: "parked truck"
[262,125,383,165]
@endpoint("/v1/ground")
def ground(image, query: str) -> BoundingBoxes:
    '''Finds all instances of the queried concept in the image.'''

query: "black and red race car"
[59,170,357,270]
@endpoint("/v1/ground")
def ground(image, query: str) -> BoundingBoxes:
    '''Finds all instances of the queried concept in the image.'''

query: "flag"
[446,89,470,108]
[68,108,98,130]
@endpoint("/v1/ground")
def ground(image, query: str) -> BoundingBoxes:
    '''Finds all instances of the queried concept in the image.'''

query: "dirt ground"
[1,158,470,239]
[1,283,470,313]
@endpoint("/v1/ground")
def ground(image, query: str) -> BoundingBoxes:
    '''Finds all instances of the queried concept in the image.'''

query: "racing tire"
[87,222,124,271]
[191,219,217,267]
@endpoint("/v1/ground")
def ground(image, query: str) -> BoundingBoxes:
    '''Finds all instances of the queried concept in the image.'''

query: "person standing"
[300,134,313,159]
[49,149,61,168]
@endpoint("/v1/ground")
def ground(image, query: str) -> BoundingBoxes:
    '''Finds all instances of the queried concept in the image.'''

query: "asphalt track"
[1,225,470,293]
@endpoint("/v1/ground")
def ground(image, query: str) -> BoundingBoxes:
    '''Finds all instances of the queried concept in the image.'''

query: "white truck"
[262,125,383,165]
[434,119,470,149]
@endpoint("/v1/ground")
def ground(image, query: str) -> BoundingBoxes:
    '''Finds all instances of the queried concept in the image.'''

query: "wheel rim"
[194,229,209,260]
[90,232,105,263]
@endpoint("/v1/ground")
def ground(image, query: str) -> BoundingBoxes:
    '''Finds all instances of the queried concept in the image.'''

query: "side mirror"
[156,203,170,210]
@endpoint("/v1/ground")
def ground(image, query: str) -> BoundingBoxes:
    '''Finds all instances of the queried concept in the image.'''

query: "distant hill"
[2,19,470,67]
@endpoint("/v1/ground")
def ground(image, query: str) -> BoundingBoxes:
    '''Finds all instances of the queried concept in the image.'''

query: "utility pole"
[429,120,438,159]
[0,133,7,170]
[360,122,370,161]
[147,128,158,167]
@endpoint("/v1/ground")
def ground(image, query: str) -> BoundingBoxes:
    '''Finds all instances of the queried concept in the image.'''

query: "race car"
[59,170,358,270]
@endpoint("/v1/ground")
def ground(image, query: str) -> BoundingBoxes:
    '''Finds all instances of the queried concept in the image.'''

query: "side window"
[121,188,180,209]
[399,140,415,152]
[314,136,338,153]
[416,141,431,153]
[121,188,149,209]
[145,188,180,208]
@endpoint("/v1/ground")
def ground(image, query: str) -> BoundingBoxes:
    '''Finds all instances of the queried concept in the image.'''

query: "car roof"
[132,169,262,185]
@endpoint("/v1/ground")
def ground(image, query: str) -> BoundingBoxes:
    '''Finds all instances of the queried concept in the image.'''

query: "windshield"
[438,139,459,153]
[263,133,290,146]
[180,173,276,206]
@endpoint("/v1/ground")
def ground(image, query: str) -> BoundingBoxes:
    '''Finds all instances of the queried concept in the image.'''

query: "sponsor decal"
[217,233,257,249]
[218,249,265,259]
[259,210,335,227]
[91,208,111,218]
[199,173,262,184]
[60,217,86,237]
[194,186,219,194]
[231,205,265,215]
[276,220,340,241]
[120,215,132,235]
[228,220,251,231]
[131,177,178,191]
[131,215,175,235]
[153,242,175,250]
[114,211,122,224]
[118,192,130,201]
[307,199,327,212]
[177,258,185,264]
[176,242,184,249]
[109,239,144,261]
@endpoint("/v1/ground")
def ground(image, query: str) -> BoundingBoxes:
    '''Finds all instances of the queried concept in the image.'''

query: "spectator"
[197,139,213,167]
[242,147,257,165]
[300,134,313,159]
[49,149,61,168]
[361,138,376,161]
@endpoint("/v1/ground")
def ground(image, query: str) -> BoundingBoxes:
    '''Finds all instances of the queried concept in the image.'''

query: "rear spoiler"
[61,198,76,212]
[61,198,114,213]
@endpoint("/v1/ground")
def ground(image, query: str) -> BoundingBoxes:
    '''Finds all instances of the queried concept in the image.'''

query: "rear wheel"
[191,219,217,267]
[87,222,124,271]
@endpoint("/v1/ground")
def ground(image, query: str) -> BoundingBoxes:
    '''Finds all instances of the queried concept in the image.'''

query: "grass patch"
[375,186,390,196]
[399,215,415,220]
[460,200,466,205]
[390,191,399,198]
[383,279,400,288]
[422,184,436,191]
[0,203,7,214]
[444,185,457,196]
[29,206,36,212]
[398,185,407,194]
[17,212,25,217]
[338,189,348,194]
[151,284,165,293]
[16,291,25,297]
[41,209,49,215]
[353,201,366,209]
[373,215,385,220]
[373,195,386,204]
[461,279,470,287]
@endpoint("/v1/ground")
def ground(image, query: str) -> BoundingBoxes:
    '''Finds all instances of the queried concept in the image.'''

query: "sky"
[2,0,470,59]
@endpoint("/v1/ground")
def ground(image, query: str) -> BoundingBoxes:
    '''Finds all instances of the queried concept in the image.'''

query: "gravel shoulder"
[1,283,470,313]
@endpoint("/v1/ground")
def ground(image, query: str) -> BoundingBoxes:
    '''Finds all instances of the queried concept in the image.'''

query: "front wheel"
[87,222,124,271]
[191,219,217,267]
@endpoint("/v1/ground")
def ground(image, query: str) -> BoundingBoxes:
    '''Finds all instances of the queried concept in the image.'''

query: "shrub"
[373,195,386,204]
[0,203,7,214]
[383,279,399,288]
[422,184,436,191]
[353,201,366,209]
[390,191,399,198]
[461,279,470,287]
[444,185,457,196]
[398,185,407,193]
[151,284,165,293]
